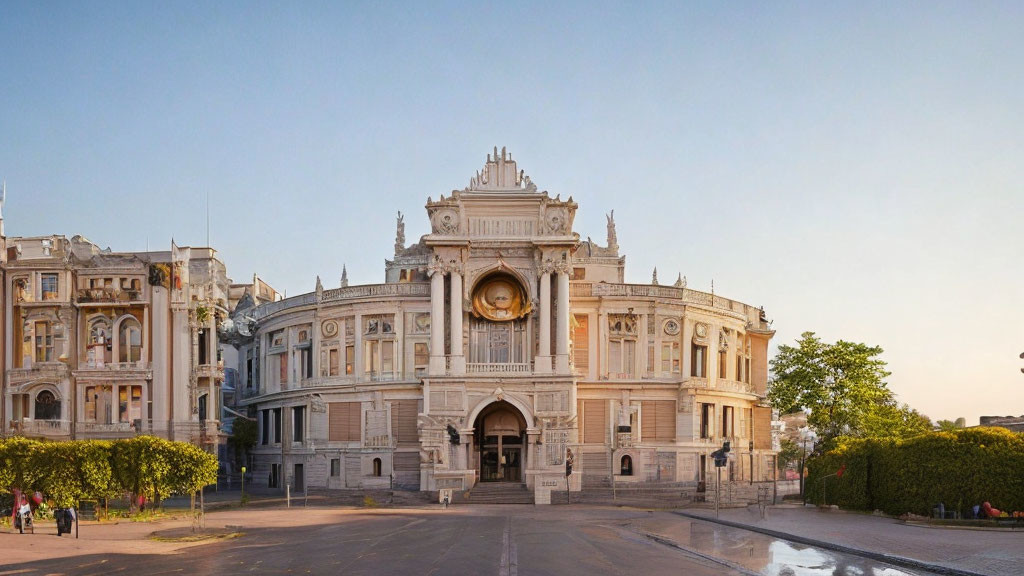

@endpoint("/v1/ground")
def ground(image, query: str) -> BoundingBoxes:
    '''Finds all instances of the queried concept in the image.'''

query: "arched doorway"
[474,401,526,483]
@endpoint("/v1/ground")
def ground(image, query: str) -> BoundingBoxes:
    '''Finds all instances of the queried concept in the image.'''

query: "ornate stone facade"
[1,233,229,447]
[224,149,777,502]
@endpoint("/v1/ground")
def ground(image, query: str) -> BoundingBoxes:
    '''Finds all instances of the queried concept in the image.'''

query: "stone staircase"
[455,482,534,505]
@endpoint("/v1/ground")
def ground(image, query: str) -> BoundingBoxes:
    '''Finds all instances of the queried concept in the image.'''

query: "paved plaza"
[1,503,1020,575]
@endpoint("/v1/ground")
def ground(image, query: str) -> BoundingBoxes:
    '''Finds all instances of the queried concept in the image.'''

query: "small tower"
[340,264,349,288]
[651,267,659,285]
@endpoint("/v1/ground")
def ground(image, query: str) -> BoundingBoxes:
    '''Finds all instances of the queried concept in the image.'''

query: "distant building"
[221,149,778,502]
[2,225,229,448]
[978,415,1024,433]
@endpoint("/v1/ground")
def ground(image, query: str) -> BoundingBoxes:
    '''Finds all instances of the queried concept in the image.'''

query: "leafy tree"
[110,436,173,507]
[228,417,258,467]
[776,438,803,471]
[0,437,45,494]
[768,332,894,449]
[164,442,218,496]
[935,418,966,431]
[860,402,932,439]
[34,441,114,507]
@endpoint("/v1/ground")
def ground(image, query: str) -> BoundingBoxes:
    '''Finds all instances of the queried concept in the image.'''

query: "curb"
[674,511,990,576]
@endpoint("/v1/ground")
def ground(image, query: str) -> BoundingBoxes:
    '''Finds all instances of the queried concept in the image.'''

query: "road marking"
[499,516,517,576]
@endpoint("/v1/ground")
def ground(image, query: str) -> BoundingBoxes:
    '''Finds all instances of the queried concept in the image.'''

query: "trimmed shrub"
[806,427,1024,516]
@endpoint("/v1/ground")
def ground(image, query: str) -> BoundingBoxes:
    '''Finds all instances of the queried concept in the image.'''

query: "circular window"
[663,319,680,336]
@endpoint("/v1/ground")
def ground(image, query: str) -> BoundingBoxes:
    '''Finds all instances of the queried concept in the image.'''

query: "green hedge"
[0,436,217,508]
[806,427,1024,516]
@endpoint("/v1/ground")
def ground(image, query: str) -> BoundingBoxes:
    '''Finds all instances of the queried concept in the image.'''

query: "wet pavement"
[0,505,997,575]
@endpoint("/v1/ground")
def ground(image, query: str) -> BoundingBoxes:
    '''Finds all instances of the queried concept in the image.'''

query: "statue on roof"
[395,211,405,253]
[606,210,618,251]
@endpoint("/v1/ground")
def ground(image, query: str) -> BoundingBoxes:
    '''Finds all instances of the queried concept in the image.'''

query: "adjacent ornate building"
[1,220,230,447]
[224,149,777,503]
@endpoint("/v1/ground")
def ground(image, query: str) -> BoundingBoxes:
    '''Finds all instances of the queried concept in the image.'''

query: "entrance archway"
[474,401,527,483]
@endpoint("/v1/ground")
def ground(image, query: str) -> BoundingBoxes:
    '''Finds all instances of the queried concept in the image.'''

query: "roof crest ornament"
[464,146,538,192]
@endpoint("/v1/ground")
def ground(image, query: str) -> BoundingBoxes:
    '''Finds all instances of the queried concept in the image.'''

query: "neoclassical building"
[226,149,777,503]
[1,220,230,447]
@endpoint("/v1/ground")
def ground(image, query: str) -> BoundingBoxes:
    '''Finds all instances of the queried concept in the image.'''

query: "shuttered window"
[582,399,608,444]
[753,406,772,450]
[390,400,420,445]
[573,315,589,371]
[641,400,676,441]
[329,402,361,441]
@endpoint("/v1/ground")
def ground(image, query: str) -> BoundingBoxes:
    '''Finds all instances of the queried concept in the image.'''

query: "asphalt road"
[1,506,736,576]
[0,505,930,575]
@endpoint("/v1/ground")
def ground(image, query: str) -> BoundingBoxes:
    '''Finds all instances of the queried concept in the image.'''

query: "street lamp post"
[240,466,246,506]
[798,427,816,505]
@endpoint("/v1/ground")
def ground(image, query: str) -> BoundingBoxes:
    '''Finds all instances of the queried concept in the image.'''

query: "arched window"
[118,317,142,363]
[620,455,633,476]
[34,390,61,420]
[373,458,382,477]
[89,317,112,365]
[198,394,208,422]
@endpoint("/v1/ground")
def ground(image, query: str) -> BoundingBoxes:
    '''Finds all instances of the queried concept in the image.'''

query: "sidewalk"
[680,505,1024,576]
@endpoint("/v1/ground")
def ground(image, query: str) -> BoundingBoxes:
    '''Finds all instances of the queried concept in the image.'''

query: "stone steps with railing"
[454,483,534,505]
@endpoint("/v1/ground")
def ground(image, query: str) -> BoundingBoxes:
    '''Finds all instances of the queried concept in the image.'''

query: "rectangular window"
[736,355,742,382]
[85,386,97,421]
[278,353,288,384]
[414,343,429,376]
[273,408,282,443]
[745,358,751,384]
[390,400,419,445]
[301,347,313,380]
[330,458,341,477]
[34,321,54,362]
[721,405,734,438]
[641,400,677,441]
[647,343,655,374]
[41,273,59,300]
[661,342,680,374]
[608,339,636,378]
[292,406,305,443]
[691,344,707,377]
[329,348,340,377]
[700,403,712,439]
[261,410,270,445]
[582,399,608,444]
[270,463,280,488]
[719,350,727,379]
[345,345,355,375]
[119,385,143,423]
[246,352,253,389]
[572,315,589,372]
[328,402,361,441]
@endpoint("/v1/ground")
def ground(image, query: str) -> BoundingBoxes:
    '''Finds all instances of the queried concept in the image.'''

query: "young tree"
[768,332,894,449]
[228,417,258,468]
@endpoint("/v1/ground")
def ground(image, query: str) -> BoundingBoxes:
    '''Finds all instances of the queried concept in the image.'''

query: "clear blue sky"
[2,2,1022,424]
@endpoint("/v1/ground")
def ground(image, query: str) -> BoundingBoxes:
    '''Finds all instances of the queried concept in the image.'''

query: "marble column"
[535,271,552,374]
[449,270,465,374]
[555,271,570,374]
[429,270,446,375]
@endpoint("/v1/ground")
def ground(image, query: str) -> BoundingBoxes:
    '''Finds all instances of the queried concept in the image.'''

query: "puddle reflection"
[680,520,922,576]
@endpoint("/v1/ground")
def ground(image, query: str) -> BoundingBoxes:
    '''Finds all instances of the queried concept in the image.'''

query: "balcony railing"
[76,421,139,434]
[466,363,532,374]
[76,288,144,304]
[716,379,756,395]
[79,360,150,370]
[195,363,225,380]
[9,363,69,384]
[8,419,72,437]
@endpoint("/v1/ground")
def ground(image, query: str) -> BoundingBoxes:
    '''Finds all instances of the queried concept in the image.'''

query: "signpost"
[710,441,730,518]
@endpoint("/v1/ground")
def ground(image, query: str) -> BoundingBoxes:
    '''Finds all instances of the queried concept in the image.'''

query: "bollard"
[287,484,291,508]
